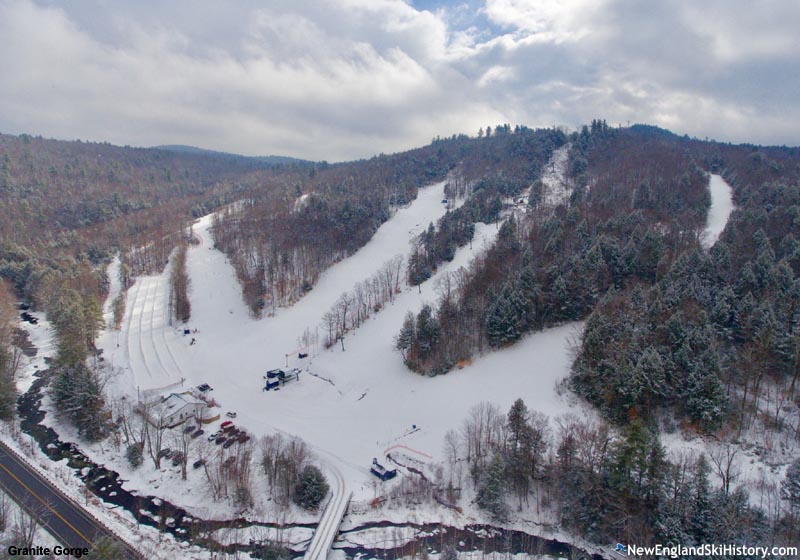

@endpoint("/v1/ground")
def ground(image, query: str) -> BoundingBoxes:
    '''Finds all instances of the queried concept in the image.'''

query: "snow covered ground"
[4,314,214,559]
[10,151,594,557]
[7,145,793,559]
[540,145,571,207]
[13,316,54,395]
[700,173,734,250]
[0,485,59,556]
[98,178,589,505]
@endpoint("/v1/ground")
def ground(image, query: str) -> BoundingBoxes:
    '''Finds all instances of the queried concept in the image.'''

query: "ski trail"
[541,144,572,207]
[147,276,171,384]
[123,277,144,372]
[701,174,734,250]
[137,280,156,385]
[154,268,188,385]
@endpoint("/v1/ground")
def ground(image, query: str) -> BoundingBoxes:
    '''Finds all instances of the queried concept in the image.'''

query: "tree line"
[321,255,404,348]
[443,399,800,550]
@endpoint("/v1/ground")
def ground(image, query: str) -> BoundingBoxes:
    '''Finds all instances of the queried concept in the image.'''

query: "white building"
[145,392,206,428]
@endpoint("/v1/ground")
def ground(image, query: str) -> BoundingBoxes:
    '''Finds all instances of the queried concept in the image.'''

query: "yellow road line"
[0,460,95,547]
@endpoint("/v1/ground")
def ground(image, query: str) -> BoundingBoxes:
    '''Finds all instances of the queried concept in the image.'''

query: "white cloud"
[477,65,515,87]
[0,0,797,160]
[483,0,603,39]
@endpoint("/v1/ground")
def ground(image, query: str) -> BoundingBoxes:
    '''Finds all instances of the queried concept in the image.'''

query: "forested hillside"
[397,123,800,440]
[0,132,304,308]
[0,132,311,439]
[410,127,800,552]
[4,123,800,471]
[400,123,712,375]
[211,125,565,315]
[573,136,800,434]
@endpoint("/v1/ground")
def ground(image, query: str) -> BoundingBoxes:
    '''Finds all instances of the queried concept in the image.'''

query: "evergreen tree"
[611,419,651,496]
[781,457,800,516]
[293,465,330,511]
[415,304,440,360]
[486,285,529,347]
[635,347,668,407]
[49,290,90,367]
[396,312,415,357]
[126,443,143,468]
[506,399,533,505]
[51,363,107,441]
[476,453,509,521]
[690,455,713,544]
[89,536,128,559]
[683,362,726,429]
[0,283,19,420]
[83,294,104,349]
[0,358,15,420]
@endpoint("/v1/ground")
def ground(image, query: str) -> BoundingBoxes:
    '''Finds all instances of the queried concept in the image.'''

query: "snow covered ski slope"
[102,177,591,502]
[701,173,734,250]
[541,144,572,207]
[120,268,187,395]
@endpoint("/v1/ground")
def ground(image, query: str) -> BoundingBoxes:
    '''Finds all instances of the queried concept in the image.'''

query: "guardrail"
[0,440,146,559]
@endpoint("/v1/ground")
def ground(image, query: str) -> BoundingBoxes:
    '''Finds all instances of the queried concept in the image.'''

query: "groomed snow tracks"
[303,466,350,560]
[123,270,185,392]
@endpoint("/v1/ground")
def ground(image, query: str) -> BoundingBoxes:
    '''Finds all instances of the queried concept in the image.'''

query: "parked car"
[215,436,226,445]
[197,383,212,392]
[158,448,172,459]
[191,429,205,439]
[223,457,236,468]
[183,425,196,434]
[226,411,237,419]
[220,420,234,431]
[223,438,236,449]
[208,431,221,441]
[192,459,206,469]
[171,452,185,466]
[237,433,250,444]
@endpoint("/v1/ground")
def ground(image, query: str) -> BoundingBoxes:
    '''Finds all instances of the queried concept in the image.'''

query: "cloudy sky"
[1,0,798,161]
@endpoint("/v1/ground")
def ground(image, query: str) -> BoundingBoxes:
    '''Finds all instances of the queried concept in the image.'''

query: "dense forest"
[400,122,712,374]
[572,134,800,435]
[0,132,307,308]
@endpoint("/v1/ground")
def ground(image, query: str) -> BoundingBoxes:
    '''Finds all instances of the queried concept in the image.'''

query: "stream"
[16,366,604,559]
[16,367,311,558]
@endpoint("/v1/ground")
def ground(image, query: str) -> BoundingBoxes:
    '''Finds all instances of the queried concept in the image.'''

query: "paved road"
[0,442,142,559]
